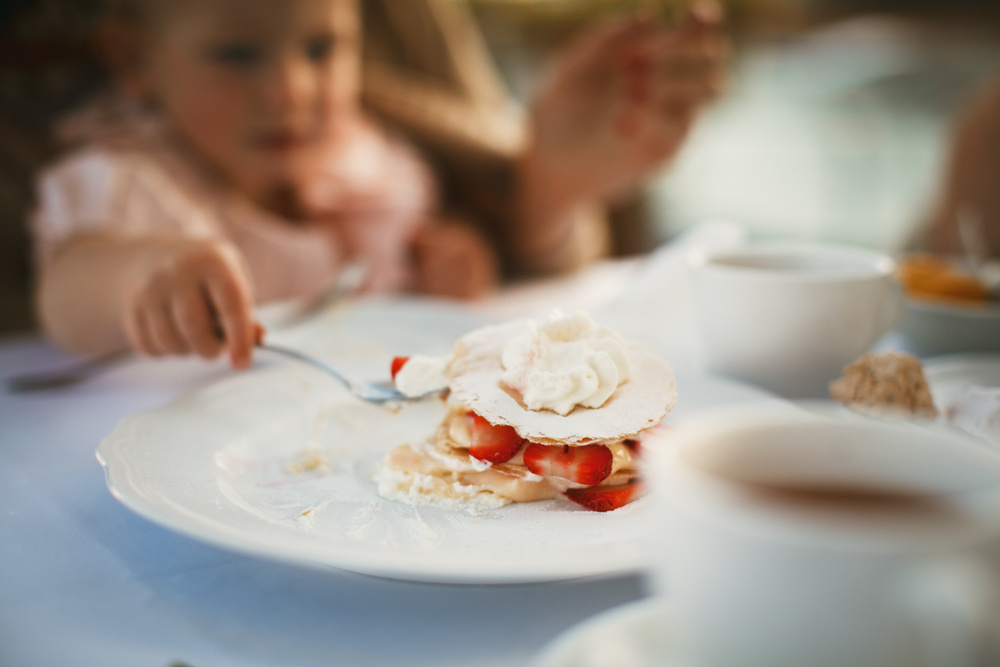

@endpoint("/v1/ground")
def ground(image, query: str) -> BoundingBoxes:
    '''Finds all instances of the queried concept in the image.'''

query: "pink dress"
[32,97,435,304]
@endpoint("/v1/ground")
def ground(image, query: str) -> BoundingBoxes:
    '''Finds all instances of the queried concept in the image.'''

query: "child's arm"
[511,1,727,273]
[38,234,257,368]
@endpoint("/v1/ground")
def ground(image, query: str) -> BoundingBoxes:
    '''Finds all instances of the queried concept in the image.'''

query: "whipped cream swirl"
[499,311,629,415]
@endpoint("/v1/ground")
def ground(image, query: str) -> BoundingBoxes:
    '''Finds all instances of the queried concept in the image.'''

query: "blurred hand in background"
[512,0,728,272]
[526,0,728,206]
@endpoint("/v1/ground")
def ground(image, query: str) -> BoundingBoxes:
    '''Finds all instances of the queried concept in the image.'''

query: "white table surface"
[1,341,660,667]
[0,309,647,667]
[2,232,711,667]
[0,222,907,667]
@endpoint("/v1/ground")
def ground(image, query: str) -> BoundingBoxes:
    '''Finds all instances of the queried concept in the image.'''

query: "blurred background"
[0,0,998,337]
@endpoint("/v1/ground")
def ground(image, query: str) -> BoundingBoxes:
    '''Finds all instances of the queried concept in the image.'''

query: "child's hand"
[122,238,258,368]
[412,220,499,300]
[528,0,728,205]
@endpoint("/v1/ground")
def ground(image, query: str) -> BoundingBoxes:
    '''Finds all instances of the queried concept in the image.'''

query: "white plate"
[896,299,1000,357]
[534,597,691,667]
[98,299,783,584]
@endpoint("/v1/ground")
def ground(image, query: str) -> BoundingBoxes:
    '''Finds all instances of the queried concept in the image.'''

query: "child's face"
[139,0,360,199]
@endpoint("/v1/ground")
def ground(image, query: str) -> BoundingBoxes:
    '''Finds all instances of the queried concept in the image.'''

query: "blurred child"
[33,0,727,369]
[34,0,498,369]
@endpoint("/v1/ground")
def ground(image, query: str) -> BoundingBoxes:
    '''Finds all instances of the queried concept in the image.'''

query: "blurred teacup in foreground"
[646,405,1000,667]
[688,243,902,398]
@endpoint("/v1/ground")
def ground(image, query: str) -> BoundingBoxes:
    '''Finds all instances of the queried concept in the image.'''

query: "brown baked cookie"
[830,351,938,418]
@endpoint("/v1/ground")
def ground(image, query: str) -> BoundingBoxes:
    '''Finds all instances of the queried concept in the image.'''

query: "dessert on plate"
[375,311,677,513]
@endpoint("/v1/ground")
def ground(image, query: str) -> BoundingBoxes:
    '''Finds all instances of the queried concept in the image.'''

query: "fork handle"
[6,349,131,392]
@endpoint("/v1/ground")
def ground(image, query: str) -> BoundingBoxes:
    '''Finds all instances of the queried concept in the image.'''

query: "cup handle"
[899,554,1000,667]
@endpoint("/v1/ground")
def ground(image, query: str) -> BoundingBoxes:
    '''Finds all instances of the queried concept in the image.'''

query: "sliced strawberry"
[390,356,409,381]
[468,412,523,464]
[623,438,641,455]
[565,480,645,512]
[522,443,613,486]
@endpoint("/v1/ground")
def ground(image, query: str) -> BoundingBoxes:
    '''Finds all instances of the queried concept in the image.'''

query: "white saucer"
[534,597,693,667]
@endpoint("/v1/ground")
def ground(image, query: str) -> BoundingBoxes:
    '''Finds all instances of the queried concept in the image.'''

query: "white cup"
[688,242,903,398]
[646,405,1000,667]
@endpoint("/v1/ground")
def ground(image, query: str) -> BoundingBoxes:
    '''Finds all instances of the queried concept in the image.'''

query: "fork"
[6,349,132,392]
[6,261,369,393]
[7,338,444,403]
[257,343,445,404]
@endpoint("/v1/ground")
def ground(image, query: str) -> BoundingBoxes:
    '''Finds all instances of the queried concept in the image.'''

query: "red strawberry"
[522,443,613,486]
[565,480,645,512]
[468,412,523,464]
[390,356,409,381]
[623,438,641,455]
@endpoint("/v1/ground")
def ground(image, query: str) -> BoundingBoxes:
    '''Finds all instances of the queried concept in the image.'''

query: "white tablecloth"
[0,223,756,667]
